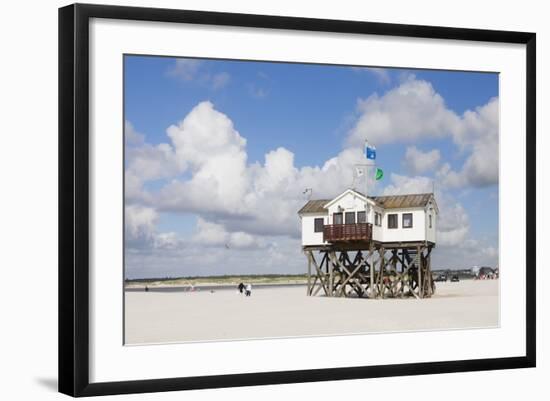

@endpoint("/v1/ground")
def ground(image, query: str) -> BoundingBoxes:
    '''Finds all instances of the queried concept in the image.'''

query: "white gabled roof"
[322,188,376,209]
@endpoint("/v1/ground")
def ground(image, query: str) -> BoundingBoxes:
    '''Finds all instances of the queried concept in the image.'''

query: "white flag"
[356,167,364,177]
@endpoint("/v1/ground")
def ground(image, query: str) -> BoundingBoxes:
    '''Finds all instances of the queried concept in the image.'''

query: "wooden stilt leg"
[417,245,423,298]
[328,252,334,297]
[307,251,312,296]
[369,242,376,298]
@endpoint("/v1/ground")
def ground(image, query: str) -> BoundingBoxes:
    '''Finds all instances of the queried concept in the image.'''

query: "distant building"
[472,266,496,279]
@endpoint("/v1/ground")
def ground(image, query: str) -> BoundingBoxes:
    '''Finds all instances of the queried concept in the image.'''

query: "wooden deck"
[323,223,372,242]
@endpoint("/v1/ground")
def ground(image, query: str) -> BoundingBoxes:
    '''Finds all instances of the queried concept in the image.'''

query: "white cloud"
[125,205,185,250]
[160,101,249,215]
[124,125,181,203]
[131,102,370,239]
[351,67,391,85]
[125,235,304,278]
[228,232,259,249]
[192,217,265,249]
[437,98,499,188]
[167,59,231,90]
[153,232,181,250]
[192,218,229,246]
[347,77,460,147]
[436,201,470,247]
[126,142,180,182]
[403,146,441,174]
[167,59,202,81]
[125,205,158,248]
[211,72,231,90]
[125,120,145,145]
[382,173,434,195]
[347,77,498,189]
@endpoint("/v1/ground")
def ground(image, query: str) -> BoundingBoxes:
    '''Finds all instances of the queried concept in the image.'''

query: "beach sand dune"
[124,280,499,344]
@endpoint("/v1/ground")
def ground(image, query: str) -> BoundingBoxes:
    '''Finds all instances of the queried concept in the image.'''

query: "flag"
[355,166,364,177]
[375,168,384,181]
[364,140,376,163]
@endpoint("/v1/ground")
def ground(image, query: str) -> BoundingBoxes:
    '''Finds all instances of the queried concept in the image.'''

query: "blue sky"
[124,55,499,278]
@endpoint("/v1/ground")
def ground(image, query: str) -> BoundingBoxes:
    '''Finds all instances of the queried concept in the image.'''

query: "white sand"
[124,280,499,344]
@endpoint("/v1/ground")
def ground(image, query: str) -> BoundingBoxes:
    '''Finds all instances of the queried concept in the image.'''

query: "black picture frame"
[59,3,536,397]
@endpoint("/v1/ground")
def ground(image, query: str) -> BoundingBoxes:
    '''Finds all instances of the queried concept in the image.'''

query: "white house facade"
[298,188,438,247]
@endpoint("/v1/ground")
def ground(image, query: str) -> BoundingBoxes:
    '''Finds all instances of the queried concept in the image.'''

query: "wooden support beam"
[307,251,312,296]
[426,247,433,297]
[369,242,375,298]
[417,245,423,299]
[328,252,334,297]
[309,251,329,296]
[335,256,365,296]
[378,247,385,298]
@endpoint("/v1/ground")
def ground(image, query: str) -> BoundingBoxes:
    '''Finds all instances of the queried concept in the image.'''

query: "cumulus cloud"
[125,205,184,250]
[159,101,249,215]
[125,205,157,240]
[403,146,441,174]
[125,205,159,248]
[437,97,499,188]
[347,77,460,146]
[436,201,470,247]
[124,137,180,203]
[347,77,498,189]
[126,143,180,182]
[192,218,265,249]
[382,173,434,195]
[127,102,370,239]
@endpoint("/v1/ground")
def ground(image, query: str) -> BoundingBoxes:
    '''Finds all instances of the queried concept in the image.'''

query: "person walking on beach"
[245,283,252,297]
[238,282,245,294]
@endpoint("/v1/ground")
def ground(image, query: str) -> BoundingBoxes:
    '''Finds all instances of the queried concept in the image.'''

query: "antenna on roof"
[303,188,313,200]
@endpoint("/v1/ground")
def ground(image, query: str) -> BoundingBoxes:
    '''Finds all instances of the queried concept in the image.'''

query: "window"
[345,212,356,224]
[314,218,324,233]
[374,212,381,226]
[429,214,432,228]
[333,212,343,225]
[388,214,398,229]
[357,211,366,223]
[403,213,413,228]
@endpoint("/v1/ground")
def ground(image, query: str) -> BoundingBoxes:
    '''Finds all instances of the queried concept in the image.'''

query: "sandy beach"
[124,280,499,344]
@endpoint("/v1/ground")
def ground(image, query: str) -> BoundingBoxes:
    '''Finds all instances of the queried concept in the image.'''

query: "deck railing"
[323,223,372,242]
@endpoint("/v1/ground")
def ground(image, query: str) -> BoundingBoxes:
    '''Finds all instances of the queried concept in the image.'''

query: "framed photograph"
[58,3,536,397]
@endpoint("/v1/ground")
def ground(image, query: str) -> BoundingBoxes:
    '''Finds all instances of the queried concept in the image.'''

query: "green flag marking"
[375,168,384,181]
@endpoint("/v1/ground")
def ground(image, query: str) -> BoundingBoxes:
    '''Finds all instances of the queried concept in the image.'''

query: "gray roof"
[297,199,331,214]
[298,193,434,214]
[370,193,434,209]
